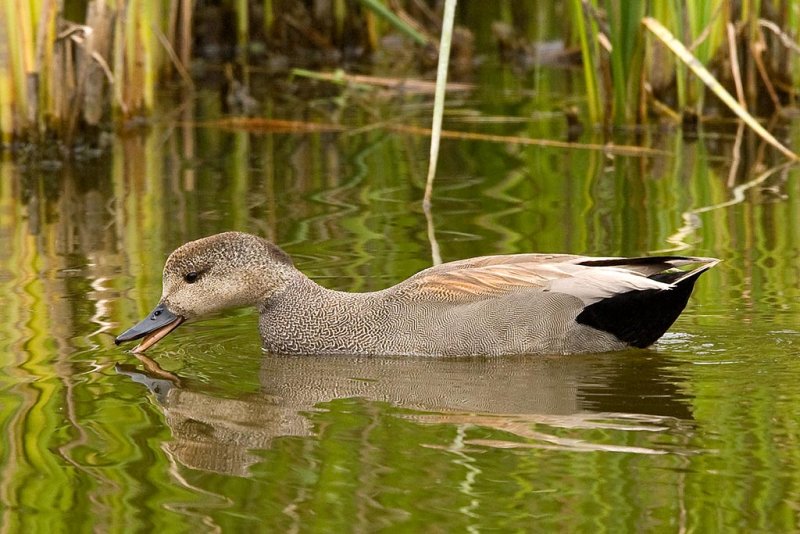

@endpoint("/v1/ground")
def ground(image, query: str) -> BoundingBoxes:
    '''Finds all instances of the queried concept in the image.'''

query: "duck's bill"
[115,305,185,353]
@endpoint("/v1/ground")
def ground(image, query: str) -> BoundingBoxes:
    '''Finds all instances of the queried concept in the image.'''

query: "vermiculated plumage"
[115,232,719,356]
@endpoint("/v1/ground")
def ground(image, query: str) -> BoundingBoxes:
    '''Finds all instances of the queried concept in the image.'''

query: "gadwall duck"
[115,232,719,356]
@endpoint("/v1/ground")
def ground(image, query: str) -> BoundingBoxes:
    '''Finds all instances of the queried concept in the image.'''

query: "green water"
[2,72,800,531]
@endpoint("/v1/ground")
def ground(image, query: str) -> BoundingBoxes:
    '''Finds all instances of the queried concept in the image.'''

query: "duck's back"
[259,252,720,356]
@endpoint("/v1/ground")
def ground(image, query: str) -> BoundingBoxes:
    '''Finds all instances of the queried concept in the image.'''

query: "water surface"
[1,68,800,531]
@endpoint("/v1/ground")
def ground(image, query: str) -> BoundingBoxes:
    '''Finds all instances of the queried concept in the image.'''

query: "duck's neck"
[278,269,384,301]
[258,270,390,354]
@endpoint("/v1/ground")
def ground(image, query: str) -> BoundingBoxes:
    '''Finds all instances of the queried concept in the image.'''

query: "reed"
[607,0,647,124]
[569,0,602,124]
[683,0,726,113]
[356,0,431,46]
[567,0,797,129]
[0,2,14,143]
[0,0,177,145]
[236,0,248,60]
[1,1,799,145]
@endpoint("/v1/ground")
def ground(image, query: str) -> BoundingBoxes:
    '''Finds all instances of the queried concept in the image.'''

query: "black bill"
[115,305,185,353]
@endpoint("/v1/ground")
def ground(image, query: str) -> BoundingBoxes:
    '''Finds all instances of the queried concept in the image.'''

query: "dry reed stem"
[391,124,671,157]
[180,0,193,68]
[194,117,673,158]
[727,121,744,187]
[422,0,456,266]
[758,19,800,55]
[726,22,745,107]
[195,117,346,133]
[750,33,781,110]
[292,69,474,93]
[643,17,798,161]
[154,25,194,90]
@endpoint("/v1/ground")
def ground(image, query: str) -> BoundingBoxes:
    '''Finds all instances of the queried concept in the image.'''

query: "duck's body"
[115,232,719,356]
[261,260,626,356]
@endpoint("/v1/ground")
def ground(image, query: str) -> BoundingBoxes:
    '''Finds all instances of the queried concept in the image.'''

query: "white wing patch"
[544,264,672,305]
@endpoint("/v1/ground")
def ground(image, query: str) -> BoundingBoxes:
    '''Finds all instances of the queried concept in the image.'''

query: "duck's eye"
[184,272,200,284]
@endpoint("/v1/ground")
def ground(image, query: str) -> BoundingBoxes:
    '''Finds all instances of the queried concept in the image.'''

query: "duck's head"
[115,232,294,353]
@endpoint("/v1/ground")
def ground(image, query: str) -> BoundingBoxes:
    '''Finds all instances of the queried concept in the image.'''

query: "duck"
[115,231,719,356]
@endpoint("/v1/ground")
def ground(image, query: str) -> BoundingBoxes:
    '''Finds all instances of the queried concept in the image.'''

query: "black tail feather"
[579,256,700,268]
[575,269,707,348]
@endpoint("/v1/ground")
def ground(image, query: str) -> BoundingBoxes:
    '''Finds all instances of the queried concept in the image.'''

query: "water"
[2,70,800,531]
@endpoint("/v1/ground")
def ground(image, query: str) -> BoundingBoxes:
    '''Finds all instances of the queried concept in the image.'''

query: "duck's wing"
[398,254,719,305]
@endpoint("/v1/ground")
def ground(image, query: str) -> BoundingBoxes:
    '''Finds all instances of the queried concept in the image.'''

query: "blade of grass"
[607,0,646,123]
[154,24,194,90]
[570,0,601,123]
[642,16,799,161]
[356,0,431,47]
[686,1,726,112]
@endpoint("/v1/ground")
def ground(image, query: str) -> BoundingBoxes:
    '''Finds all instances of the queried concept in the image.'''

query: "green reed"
[570,0,602,123]
[568,0,797,125]
[607,0,647,124]
[2,1,800,143]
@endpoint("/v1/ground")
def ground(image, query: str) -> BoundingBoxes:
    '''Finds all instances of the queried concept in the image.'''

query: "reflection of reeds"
[1,108,800,526]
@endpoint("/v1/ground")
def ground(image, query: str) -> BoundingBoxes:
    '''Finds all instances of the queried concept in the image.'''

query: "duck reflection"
[117,352,693,476]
